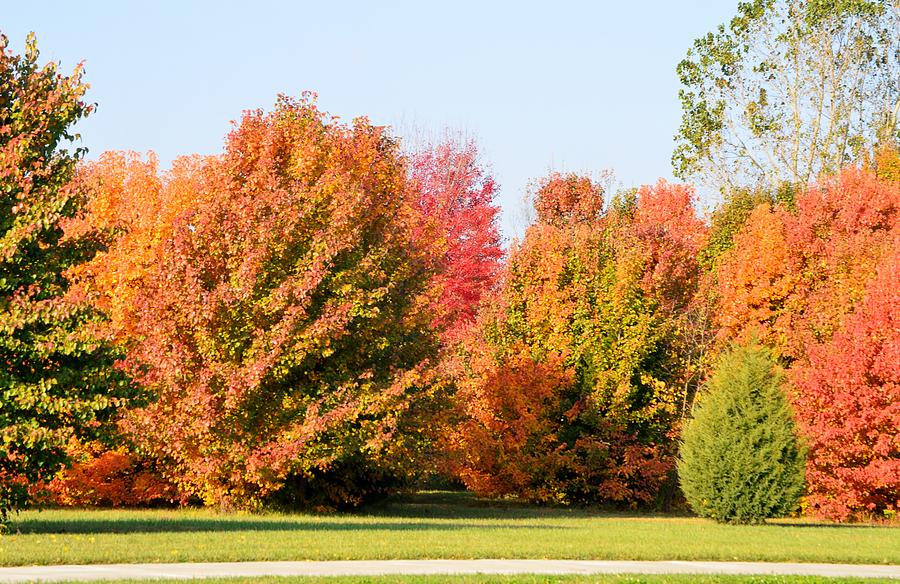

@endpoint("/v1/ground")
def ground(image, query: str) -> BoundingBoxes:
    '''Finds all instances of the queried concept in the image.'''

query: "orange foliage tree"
[716,167,900,361]
[66,152,208,340]
[58,153,214,508]
[75,96,441,509]
[445,175,709,506]
[714,203,800,356]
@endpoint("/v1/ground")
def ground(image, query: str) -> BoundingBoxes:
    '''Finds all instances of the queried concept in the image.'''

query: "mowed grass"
[1,492,898,567]
[61,577,900,584]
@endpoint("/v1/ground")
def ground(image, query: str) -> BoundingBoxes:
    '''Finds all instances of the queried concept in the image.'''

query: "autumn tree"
[715,166,900,360]
[698,186,792,268]
[714,203,799,356]
[0,33,137,520]
[97,96,440,508]
[674,0,900,193]
[792,240,900,520]
[532,172,604,227]
[41,152,214,509]
[445,175,710,506]
[409,139,503,334]
[65,151,208,342]
[715,166,900,519]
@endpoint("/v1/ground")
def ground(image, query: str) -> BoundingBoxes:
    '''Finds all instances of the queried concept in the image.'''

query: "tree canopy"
[674,0,900,192]
[0,33,139,520]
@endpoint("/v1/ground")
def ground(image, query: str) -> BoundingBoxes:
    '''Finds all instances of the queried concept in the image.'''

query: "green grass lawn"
[59,577,900,584]
[1,491,898,567]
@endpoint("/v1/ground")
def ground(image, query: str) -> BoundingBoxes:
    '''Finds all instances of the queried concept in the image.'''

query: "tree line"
[2,0,898,523]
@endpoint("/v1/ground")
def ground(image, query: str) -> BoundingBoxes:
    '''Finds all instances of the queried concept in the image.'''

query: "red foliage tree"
[533,172,604,227]
[630,181,709,311]
[792,240,900,520]
[716,166,900,520]
[410,140,503,332]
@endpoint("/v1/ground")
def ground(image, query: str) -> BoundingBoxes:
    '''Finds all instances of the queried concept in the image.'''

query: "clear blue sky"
[5,1,738,239]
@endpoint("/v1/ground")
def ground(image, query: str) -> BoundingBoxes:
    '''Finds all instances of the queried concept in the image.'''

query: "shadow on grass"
[361,490,686,521]
[10,517,568,535]
[9,491,693,535]
[773,522,883,529]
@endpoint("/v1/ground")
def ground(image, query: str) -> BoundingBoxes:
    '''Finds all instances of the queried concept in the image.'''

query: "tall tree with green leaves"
[0,33,136,520]
[674,0,900,193]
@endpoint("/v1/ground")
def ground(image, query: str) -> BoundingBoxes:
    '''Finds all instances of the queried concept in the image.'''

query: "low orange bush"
[41,442,184,507]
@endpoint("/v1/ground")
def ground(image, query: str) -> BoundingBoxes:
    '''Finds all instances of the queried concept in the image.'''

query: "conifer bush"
[678,343,805,523]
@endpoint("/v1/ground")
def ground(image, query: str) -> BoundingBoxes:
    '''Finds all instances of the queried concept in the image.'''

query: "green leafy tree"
[678,343,806,524]
[0,33,137,520]
[674,0,900,192]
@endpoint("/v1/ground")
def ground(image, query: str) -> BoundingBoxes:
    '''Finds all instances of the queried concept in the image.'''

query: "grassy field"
[1,492,898,567]
[57,577,900,584]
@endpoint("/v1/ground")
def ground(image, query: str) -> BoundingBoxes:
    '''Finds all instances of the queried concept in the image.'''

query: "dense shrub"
[41,442,183,507]
[445,177,710,506]
[678,343,806,524]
